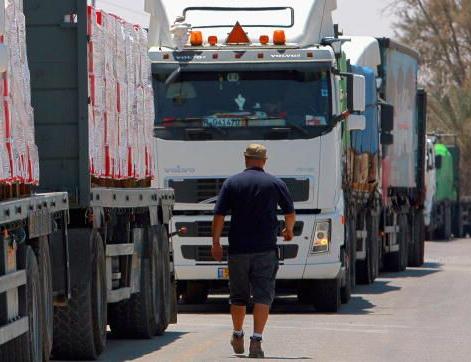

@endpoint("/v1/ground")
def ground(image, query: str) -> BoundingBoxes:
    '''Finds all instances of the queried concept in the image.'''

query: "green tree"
[392,0,471,192]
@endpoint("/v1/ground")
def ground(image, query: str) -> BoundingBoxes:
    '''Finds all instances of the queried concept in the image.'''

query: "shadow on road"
[95,331,187,361]
[354,280,401,295]
[338,295,376,315]
[178,261,443,316]
[230,355,312,360]
[381,263,442,279]
[179,294,376,315]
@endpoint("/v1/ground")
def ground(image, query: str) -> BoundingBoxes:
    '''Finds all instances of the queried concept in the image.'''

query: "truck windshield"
[154,70,332,135]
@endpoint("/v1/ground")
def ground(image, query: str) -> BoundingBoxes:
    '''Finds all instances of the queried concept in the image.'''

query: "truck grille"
[168,177,310,204]
[176,221,304,238]
[181,245,299,262]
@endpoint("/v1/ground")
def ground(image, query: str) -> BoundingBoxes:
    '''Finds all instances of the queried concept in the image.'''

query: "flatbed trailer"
[0,1,177,361]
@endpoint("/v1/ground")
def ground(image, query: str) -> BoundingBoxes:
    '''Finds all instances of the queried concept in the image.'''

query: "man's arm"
[283,212,296,241]
[277,180,296,241]
[212,180,231,262]
[211,215,225,262]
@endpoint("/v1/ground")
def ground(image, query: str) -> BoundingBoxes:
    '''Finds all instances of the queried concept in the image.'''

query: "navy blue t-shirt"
[214,168,295,254]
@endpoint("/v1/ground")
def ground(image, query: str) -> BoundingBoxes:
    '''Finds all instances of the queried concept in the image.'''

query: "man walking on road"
[212,144,296,358]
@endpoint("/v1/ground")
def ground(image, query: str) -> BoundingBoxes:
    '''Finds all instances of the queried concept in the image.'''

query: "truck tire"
[155,226,171,335]
[357,211,380,284]
[444,203,452,240]
[109,225,161,338]
[452,203,463,238]
[408,210,425,267]
[1,245,44,362]
[341,215,356,304]
[313,277,341,313]
[169,278,178,325]
[436,203,452,241]
[181,281,209,304]
[35,236,53,361]
[385,214,408,272]
[92,233,107,355]
[52,231,107,360]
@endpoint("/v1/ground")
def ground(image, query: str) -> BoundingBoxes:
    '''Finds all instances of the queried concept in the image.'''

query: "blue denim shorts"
[228,250,279,306]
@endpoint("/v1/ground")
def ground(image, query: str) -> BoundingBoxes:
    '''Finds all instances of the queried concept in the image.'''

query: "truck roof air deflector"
[183,6,295,29]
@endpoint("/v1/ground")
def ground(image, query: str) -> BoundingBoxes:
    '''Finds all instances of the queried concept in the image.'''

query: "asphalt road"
[87,239,471,362]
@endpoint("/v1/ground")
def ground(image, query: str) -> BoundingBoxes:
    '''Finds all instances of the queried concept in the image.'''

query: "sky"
[94,0,397,38]
[333,0,397,38]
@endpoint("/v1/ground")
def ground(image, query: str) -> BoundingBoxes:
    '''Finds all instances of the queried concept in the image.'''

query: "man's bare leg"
[231,304,246,332]
[253,303,269,335]
[249,303,269,358]
[230,305,246,354]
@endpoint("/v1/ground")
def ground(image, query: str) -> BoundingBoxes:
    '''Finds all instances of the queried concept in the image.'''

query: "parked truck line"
[0,1,177,361]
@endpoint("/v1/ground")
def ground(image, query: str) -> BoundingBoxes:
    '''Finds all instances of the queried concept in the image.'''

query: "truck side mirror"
[347,74,366,113]
[381,104,394,133]
[435,155,443,169]
[381,133,394,145]
[347,114,366,131]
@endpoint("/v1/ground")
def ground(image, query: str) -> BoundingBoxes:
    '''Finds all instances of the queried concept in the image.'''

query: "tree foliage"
[392,0,471,193]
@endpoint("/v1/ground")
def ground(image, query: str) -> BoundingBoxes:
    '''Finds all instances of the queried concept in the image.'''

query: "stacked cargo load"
[87,5,154,186]
[0,0,39,190]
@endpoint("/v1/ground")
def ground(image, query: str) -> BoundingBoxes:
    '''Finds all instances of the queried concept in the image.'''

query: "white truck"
[146,0,366,312]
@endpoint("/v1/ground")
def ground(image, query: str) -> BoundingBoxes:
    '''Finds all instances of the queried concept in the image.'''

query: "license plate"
[217,267,229,280]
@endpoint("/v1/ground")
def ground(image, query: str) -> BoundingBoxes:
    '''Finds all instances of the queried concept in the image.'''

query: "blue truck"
[343,36,427,282]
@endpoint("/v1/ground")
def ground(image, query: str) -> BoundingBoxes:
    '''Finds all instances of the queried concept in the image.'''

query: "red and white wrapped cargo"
[0,0,39,185]
[88,5,155,184]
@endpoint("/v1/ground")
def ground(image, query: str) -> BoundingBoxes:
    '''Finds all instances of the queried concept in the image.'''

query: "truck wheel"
[341,215,356,303]
[408,210,425,267]
[399,214,409,271]
[370,212,380,280]
[444,203,452,240]
[358,211,380,284]
[92,233,107,355]
[14,245,43,362]
[35,236,53,361]
[385,214,408,272]
[155,225,171,335]
[109,225,161,338]
[340,248,351,304]
[182,281,209,304]
[313,277,341,313]
[169,278,178,325]
[52,231,107,360]
[1,245,44,362]
[451,202,461,238]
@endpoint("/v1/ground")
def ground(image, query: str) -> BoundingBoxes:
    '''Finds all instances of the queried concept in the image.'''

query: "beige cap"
[244,144,268,160]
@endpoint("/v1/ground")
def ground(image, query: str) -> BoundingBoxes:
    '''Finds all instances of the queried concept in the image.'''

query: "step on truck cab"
[146,0,366,312]
[1,1,177,361]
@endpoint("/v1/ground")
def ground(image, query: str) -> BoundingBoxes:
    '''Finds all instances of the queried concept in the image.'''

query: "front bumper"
[171,210,345,281]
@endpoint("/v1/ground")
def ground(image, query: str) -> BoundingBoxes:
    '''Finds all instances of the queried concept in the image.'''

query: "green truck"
[428,135,471,239]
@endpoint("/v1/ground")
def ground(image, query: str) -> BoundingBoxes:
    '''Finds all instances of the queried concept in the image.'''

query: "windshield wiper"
[257,117,309,136]
[165,66,182,86]
[179,117,227,136]
[253,117,309,136]
[284,121,309,136]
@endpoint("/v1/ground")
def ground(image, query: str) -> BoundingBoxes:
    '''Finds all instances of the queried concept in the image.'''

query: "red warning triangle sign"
[226,22,251,44]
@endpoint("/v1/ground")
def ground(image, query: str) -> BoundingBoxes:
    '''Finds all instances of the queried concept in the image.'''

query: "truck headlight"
[311,221,330,254]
